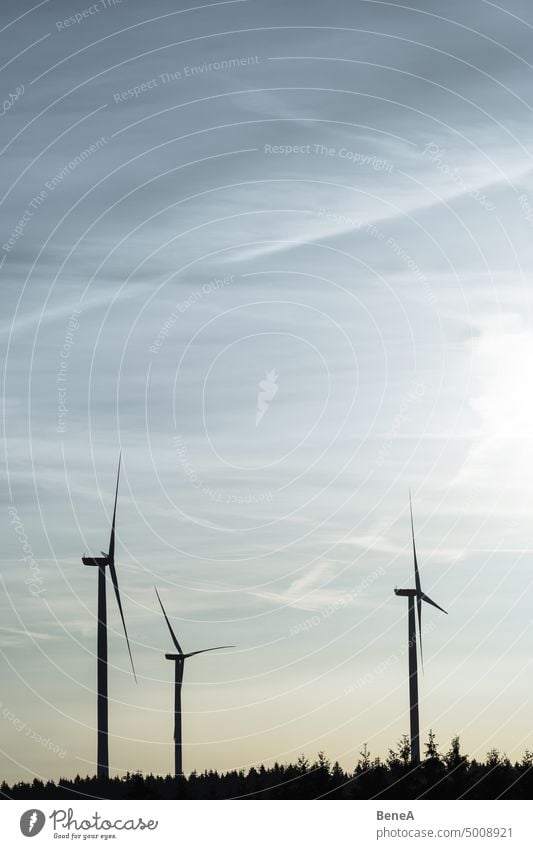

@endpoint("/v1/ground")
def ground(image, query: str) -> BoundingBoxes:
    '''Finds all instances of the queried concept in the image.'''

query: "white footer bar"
[2,800,530,848]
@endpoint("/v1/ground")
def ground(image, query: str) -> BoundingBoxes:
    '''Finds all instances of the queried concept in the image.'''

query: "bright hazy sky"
[2,0,533,783]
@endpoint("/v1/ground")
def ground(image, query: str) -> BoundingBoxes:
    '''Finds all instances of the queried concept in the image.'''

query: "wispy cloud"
[250,560,349,611]
[0,626,55,647]
[342,533,465,562]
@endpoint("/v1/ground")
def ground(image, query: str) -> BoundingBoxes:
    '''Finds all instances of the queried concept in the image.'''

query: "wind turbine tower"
[394,493,447,764]
[155,587,233,777]
[82,454,136,779]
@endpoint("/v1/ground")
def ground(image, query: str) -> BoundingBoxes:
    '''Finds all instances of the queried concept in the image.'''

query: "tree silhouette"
[2,737,533,800]
[424,729,439,760]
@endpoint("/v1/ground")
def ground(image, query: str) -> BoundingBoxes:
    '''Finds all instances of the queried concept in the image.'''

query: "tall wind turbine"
[394,493,447,764]
[155,587,233,778]
[82,454,136,779]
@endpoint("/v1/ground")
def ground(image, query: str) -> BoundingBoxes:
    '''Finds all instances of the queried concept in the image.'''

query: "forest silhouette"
[2,734,532,800]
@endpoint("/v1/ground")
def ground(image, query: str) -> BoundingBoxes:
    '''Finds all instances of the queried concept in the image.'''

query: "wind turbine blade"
[409,492,426,670]
[154,586,183,654]
[182,645,234,659]
[409,490,421,596]
[416,593,424,673]
[421,592,448,614]
[108,453,121,563]
[108,561,137,681]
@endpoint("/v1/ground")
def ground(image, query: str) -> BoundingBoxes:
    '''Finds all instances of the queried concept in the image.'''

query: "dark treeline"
[2,734,532,800]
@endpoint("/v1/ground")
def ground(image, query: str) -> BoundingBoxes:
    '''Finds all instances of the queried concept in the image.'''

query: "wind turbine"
[82,454,136,779]
[155,587,233,778]
[394,492,447,764]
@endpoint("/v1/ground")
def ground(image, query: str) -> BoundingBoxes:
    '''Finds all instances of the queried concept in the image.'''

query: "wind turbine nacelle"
[394,588,417,597]
[165,653,185,661]
[82,555,110,567]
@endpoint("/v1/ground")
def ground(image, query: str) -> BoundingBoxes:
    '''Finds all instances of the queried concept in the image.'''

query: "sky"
[1,0,533,783]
